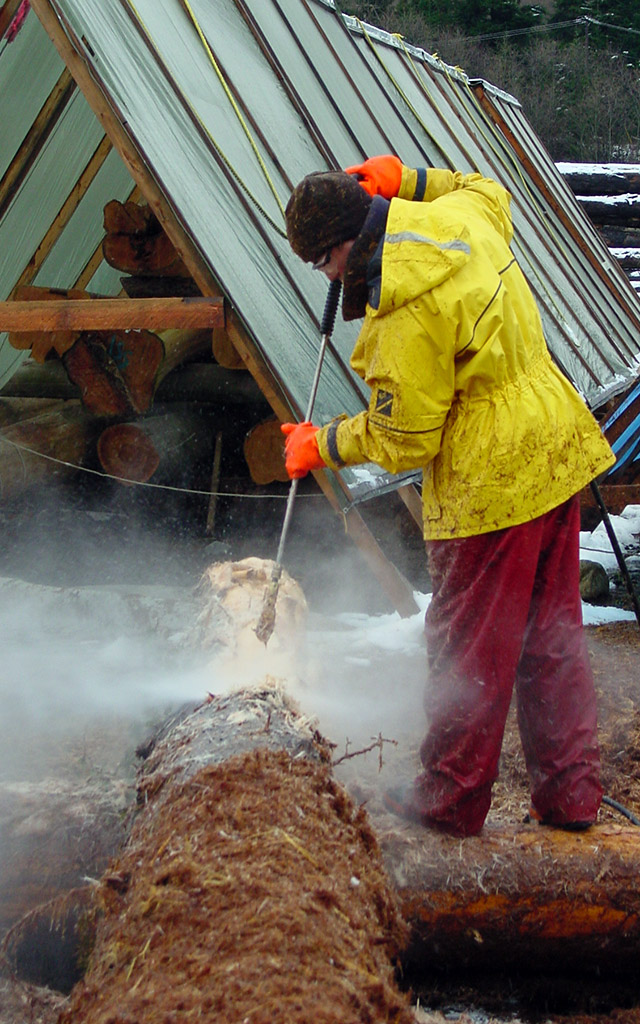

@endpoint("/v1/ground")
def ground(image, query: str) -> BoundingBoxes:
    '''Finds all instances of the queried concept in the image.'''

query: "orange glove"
[281,422,326,479]
[344,154,403,198]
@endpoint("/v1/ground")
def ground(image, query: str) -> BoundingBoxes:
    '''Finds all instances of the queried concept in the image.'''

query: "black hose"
[602,794,640,826]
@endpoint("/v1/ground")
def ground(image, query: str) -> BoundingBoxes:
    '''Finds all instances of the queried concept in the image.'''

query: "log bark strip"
[59,690,414,1024]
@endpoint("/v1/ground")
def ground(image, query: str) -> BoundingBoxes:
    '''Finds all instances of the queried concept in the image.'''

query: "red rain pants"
[414,494,603,836]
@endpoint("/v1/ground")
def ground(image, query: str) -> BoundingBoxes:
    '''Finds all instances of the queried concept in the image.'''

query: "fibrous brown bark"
[59,688,414,1024]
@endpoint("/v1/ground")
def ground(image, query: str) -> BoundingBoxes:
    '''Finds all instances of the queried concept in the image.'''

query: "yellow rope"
[179,0,286,219]
[126,0,287,237]
[354,19,450,165]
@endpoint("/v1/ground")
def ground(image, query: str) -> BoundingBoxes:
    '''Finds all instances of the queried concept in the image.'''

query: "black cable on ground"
[602,794,640,826]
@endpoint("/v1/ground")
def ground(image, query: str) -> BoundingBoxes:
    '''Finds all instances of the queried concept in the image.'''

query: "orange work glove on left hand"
[281,422,326,479]
[344,154,403,198]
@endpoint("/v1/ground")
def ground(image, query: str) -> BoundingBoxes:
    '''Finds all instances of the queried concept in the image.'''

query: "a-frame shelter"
[2,0,640,612]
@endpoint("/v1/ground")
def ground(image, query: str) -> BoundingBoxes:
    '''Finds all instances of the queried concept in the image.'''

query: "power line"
[461,17,583,42]
[462,15,640,44]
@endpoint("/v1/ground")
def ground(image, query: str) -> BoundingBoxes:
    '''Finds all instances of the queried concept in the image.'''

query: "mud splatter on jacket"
[315,168,615,540]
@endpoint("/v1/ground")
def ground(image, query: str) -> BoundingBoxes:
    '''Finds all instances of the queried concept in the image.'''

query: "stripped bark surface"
[58,689,414,1024]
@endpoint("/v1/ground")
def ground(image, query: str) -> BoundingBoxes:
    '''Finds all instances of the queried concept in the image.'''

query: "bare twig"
[332,733,398,771]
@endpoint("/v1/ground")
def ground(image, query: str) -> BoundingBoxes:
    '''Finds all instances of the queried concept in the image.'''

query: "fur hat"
[285,171,372,264]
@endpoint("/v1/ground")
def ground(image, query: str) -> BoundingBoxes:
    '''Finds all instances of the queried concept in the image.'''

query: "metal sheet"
[3,0,640,507]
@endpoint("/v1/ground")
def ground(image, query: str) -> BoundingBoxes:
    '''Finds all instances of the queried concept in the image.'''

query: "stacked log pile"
[0,200,277,502]
[560,163,640,271]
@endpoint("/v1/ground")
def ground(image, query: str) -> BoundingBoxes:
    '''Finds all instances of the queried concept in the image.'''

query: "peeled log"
[0,401,100,501]
[378,816,640,975]
[243,416,288,484]
[62,328,211,417]
[59,689,414,1024]
[102,199,191,278]
[62,330,164,417]
[96,409,213,484]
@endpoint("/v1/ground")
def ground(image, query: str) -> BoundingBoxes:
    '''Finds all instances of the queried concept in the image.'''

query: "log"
[561,165,640,197]
[212,322,246,370]
[0,358,269,410]
[0,402,100,501]
[0,777,128,955]
[96,408,213,484]
[377,815,640,975]
[577,195,640,227]
[62,330,164,417]
[590,224,640,248]
[243,416,288,484]
[58,688,414,1024]
[102,199,191,278]
[153,327,211,386]
[62,326,216,418]
[0,397,65,428]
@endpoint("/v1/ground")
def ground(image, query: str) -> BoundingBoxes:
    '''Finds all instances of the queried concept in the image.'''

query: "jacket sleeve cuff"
[316,416,348,470]
[398,165,428,201]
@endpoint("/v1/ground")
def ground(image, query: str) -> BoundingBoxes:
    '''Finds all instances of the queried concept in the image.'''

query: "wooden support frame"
[12,135,113,292]
[0,0,23,39]
[27,0,418,618]
[0,296,224,331]
[0,68,76,222]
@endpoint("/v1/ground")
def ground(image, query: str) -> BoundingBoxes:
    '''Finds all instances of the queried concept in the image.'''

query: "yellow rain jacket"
[316,168,614,540]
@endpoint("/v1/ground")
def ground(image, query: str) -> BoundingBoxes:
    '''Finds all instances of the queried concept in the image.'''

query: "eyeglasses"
[312,250,332,272]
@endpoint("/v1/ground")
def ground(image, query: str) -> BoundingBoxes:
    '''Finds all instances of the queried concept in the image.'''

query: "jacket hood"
[372,199,471,315]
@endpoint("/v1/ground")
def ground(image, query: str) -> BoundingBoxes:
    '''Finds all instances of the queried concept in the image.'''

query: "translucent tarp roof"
[2,0,640,508]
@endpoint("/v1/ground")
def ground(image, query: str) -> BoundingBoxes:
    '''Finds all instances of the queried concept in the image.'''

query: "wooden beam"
[0,297,223,332]
[0,0,23,39]
[0,68,76,221]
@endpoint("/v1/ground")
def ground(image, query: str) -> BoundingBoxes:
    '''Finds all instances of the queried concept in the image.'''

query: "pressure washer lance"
[255,279,342,645]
